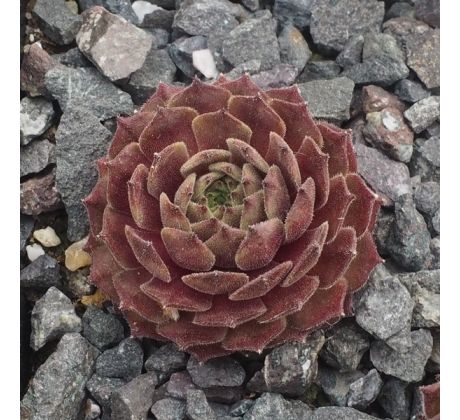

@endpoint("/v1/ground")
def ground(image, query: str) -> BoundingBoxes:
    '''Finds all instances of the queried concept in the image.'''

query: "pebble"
[20,42,56,97]
[82,305,125,351]
[222,11,281,71]
[52,47,92,68]
[187,356,246,388]
[186,389,216,420]
[355,143,411,206]
[251,64,298,90]
[354,267,414,352]
[78,1,139,24]
[55,108,112,241]
[86,374,127,414]
[76,7,152,82]
[382,17,431,49]
[405,29,440,89]
[30,286,82,350]
[404,96,440,134]
[410,136,440,182]
[263,332,324,396]
[151,398,186,420]
[225,60,261,79]
[84,398,101,420]
[377,377,412,420]
[362,85,405,114]
[65,238,92,271]
[230,400,255,417]
[346,369,383,410]
[429,236,440,270]
[387,194,432,271]
[244,392,312,420]
[26,243,46,262]
[320,320,370,372]
[145,343,188,383]
[125,47,176,104]
[20,139,56,177]
[21,254,62,289]
[278,25,311,75]
[415,0,440,27]
[386,1,415,19]
[20,97,55,146]
[137,5,175,30]
[362,32,405,64]
[20,215,35,252]
[32,0,82,46]
[370,329,433,382]
[309,0,384,54]
[394,79,430,104]
[45,66,134,121]
[193,49,218,79]
[110,372,158,420]
[414,181,440,217]
[336,35,364,69]
[33,226,61,247]
[21,333,99,420]
[273,0,314,30]
[311,407,380,420]
[246,370,269,394]
[67,269,95,298]
[166,371,198,399]
[363,107,414,162]
[96,338,144,380]
[298,60,341,82]
[242,0,259,12]
[298,77,355,123]
[168,36,208,78]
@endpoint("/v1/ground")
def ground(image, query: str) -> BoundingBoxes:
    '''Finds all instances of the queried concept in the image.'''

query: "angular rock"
[55,107,112,241]
[373,207,395,256]
[386,2,416,19]
[225,60,261,79]
[414,181,440,217]
[377,378,412,420]
[362,32,405,64]
[320,320,370,372]
[20,254,62,289]
[52,47,92,68]
[186,389,216,420]
[410,136,440,182]
[20,139,56,177]
[82,305,125,351]
[241,0,259,12]
[65,238,92,271]
[84,398,101,420]
[193,49,219,79]
[246,370,269,394]
[145,343,188,383]
[26,243,46,262]
[230,400,255,417]
[346,369,383,410]
[76,7,153,82]
[222,11,281,71]
[298,60,342,82]
[166,371,198,399]
[370,329,433,382]
[96,338,143,380]
[20,215,35,252]
[251,64,298,90]
[394,79,430,104]
[354,267,414,352]
[21,42,56,97]
[273,0,314,30]
[33,226,61,247]
[32,0,82,46]
[405,29,440,89]
[168,35,208,78]
[244,392,312,420]
[298,77,354,123]
[404,96,440,134]
[278,24,311,75]
[310,0,384,54]
[151,398,187,420]
[110,372,158,420]
[30,286,82,350]
[21,333,99,420]
[429,236,440,270]
[187,356,246,388]
[355,143,411,206]
[20,169,62,215]
[311,407,380,420]
[382,17,431,49]
[78,1,139,24]
[362,84,405,114]
[336,35,364,69]
[387,194,432,271]
[20,97,55,146]
[86,374,127,414]
[415,0,440,27]
[67,269,95,298]
[135,4,175,30]
[45,66,133,120]
[363,107,414,162]
[203,385,243,405]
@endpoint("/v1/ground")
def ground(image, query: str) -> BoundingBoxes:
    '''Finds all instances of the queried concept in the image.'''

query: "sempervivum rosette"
[84,75,382,361]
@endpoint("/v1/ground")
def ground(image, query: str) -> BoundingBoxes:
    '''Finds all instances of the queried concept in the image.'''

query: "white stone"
[20,97,55,145]
[192,49,218,79]
[33,226,61,247]
[132,1,159,23]
[26,243,45,262]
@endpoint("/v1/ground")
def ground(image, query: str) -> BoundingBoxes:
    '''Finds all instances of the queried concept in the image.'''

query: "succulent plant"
[84,75,382,361]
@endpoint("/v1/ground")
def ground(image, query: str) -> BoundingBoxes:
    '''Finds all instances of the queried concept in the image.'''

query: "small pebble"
[65,238,92,271]
[192,49,218,79]
[26,243,45,262]
[33,226,61,247]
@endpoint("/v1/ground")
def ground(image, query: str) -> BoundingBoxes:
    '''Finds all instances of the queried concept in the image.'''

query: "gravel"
[404,96,440,134]
[151,397,187,420]
[21,42,56,97]
[394,79,431,103]
[20,139,56,177]
[346,369,383,410]
[86,374,127,414]
[377,377,412,420]
[410,136,440,182]
[145,343,188,383]
[20,254,62,289]
[278,24,311,75]
[187,356,246,388]
[273,0,314,30]
[186,389,216,420]
[20,97,55,146]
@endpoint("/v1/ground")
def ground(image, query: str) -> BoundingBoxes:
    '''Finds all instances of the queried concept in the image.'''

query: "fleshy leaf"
[141,82,184,112]
[160,192,191,231]
[174,173,196,214]
[208,162,243,182]
[186,344,232,362]
[205,225,246,268]
[187,201,214,223]
[265,86,304,104]
[318,121,352,177]
[240,190,266,230]
[263,165,290,221]
[241,163,263,196]
[226,138,270,173]
[124,310,168,340]
[181,149,231,177]
[221,205,243,228]
[182,271,249,295]
[217,74,262,96]
[191,218,221,241]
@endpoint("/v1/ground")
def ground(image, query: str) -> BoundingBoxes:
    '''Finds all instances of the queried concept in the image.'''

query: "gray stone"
[273,0,314,31]
[110,372,158,420]
[298,77,354,123]
[145,343,188,383]
[66,269,95,298]
[263,332,324,396]
[387,194,432,271]
[55,107,112,241]
[386,2,416,19]
[96,338,143,380]
[251,64,298,90]
[414,181,439,217]
[336,35,364,69]
[429,236,440,270]
[20,97,55,146]
[278,25,311,75]
[373,208,395,256]
[20,168,63,216]
[354,268,414,352]
[202,386,243,405]
[168,35,208,78]
[244,392,312,420]
[151,398,186,420]
[166,371,197,399]
[406,29,440,89]
[82,305,125,351]
[187,356,245,388]
[298,60,342,83]
[21,333,100,420]
[21,42,56,97]
[20,215,35,252]
[125,47,176,104]
[20,139,56,177]
[415,0,440,27]
[382,17,431,50]
[222,11,281,72]
[225,60,261,79]
[209,402,231,418]
[241,0,259,12]
[311,407,380,420]
[30,286,82,350]
[33,0,82,46]
[394,79,430,103]
[45,66,134,120]
[370,329,433,382]
[410,136,440,182]
[377,378,412,420]
[76,7,153,82]
[404,96,440,134]
[346,369,383,410]
[20,254,62,289]
[86,374,127,413]
[78,1,139,24]
[230,400,255,417]
[355,143,411,206]
[310,0,385,54]
[246,370,269,394]
[320,320,370,372]
[52,48,92,68]
[362,32,405,64]
[137,5,175,30]
[186,389,216,420]
[147,28,170,49]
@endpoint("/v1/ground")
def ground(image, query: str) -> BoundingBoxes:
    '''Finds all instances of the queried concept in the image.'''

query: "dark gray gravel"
[20,254,61,289]
[20,139,56,178]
